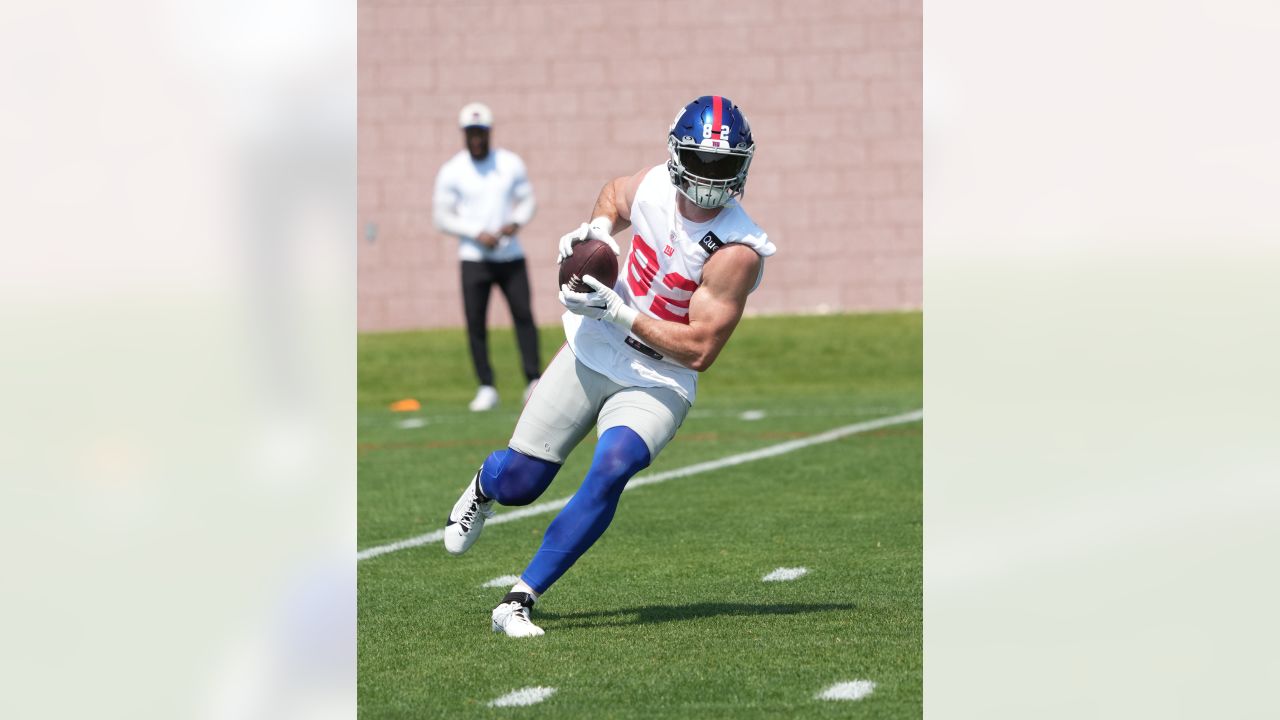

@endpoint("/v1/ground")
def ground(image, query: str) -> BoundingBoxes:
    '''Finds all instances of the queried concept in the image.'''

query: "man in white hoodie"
[433,102,540,411]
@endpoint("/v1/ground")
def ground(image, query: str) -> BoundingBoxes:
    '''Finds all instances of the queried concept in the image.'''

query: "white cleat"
[469,385,499,412]
[443,471,495,555]
[492,592,545,637]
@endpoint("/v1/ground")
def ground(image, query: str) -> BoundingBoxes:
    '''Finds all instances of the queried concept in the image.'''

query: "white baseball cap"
[458,102,493,129]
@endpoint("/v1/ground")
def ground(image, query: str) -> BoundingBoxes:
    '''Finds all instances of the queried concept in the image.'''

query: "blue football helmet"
[667,95,755,209]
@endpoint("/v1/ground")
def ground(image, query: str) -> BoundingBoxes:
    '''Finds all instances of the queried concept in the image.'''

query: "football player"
[444,95,776,637]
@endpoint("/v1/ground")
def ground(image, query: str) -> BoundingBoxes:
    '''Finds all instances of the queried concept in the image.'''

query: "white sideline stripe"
[739,409,767,421]
[356,409,922,561]
[763,567,809,582]
[817,680,877,701]
[488,686,557,707]
[396,417,426,429]
[482,574,522,588]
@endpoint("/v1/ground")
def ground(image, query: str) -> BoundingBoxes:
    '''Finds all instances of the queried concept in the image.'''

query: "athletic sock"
[511,579,540,601]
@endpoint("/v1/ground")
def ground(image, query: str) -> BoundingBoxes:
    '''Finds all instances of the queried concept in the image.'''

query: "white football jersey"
[564,165,776,404]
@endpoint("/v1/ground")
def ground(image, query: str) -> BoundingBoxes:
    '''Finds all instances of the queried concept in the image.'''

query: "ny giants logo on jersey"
[626,235,698,324]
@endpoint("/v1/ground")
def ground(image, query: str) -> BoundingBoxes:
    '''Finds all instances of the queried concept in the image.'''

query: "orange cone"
[389,398,421,412]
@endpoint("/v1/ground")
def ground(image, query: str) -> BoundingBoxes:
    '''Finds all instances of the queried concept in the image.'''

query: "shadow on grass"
[537,602,855,630]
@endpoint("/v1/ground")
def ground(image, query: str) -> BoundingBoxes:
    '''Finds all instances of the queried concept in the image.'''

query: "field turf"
[359,312,922,718]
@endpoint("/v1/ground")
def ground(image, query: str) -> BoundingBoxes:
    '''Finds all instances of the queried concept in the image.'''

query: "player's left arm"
[630,244,761,372]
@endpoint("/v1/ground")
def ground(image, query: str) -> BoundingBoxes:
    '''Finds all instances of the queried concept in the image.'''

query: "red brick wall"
[359,0,920,331]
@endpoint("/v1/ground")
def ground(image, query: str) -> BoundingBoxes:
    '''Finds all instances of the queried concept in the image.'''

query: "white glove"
[557,217,620,264]
[559,274,638,329]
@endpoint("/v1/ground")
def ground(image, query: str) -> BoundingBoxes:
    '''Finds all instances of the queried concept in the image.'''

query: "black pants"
[461,259,541,387]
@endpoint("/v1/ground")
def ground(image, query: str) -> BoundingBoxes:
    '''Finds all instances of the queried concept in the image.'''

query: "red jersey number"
[626,235,697,325]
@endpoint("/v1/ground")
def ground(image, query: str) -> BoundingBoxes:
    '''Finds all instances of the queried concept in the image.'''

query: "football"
[558,238,619,293]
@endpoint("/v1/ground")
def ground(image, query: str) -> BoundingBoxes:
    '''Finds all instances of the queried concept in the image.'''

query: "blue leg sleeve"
[478,448,560,507]
[520,426,651,593]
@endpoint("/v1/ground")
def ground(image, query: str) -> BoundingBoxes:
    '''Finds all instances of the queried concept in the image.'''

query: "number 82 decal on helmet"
[667,95,755,210]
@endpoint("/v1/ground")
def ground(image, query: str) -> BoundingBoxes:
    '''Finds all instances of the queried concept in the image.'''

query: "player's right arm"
[557,166,650,262]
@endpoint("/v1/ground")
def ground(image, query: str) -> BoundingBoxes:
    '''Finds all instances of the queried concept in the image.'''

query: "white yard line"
[482,574,523,588]
[685,406,901,420]
[763,567,809,582]
[488,687,557,707]
[817,680,877,701]
[357,409,922,561]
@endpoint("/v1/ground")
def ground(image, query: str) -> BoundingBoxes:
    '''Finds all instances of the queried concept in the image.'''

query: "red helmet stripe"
[710,96,723,142]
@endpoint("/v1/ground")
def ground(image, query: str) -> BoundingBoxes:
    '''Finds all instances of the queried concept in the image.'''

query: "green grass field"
[359,313,922,718]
